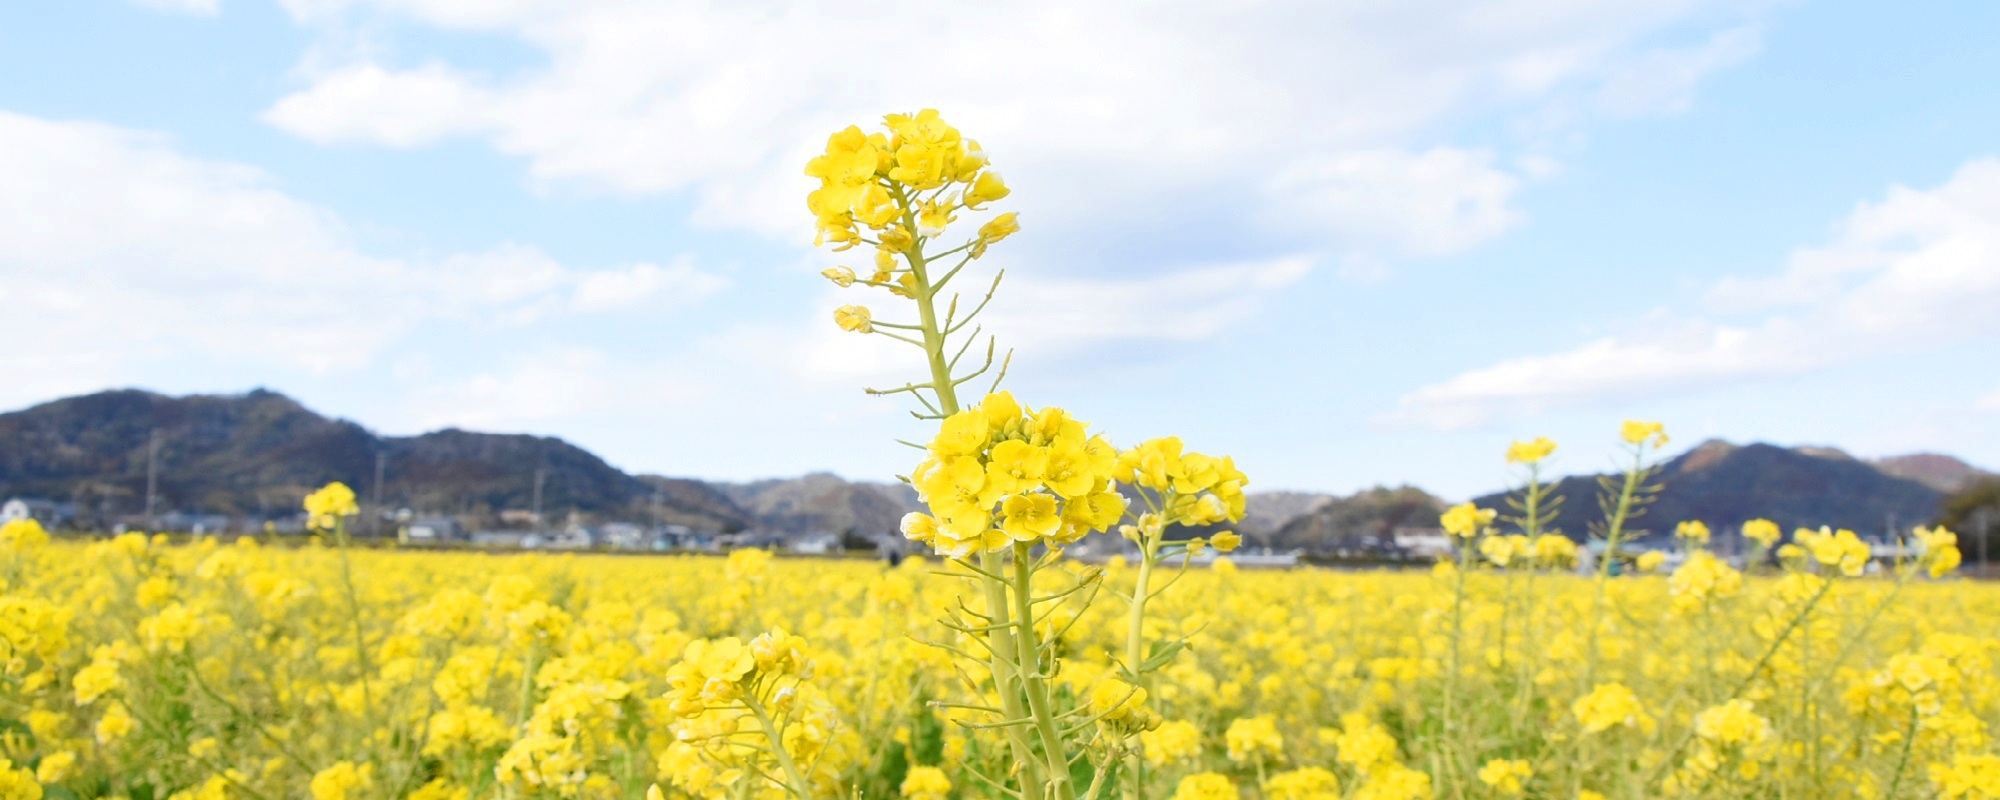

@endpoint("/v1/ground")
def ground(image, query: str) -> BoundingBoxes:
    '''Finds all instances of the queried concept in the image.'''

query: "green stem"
[1806,594,1820,790]
[1444,534,1471,789]
[514,641,541,729]
[1121,539,1157,800]
[1015,542,1079,800]
[746,691,814,798]
[1885,705,1920,799]
[331,518,381,769]
[1587,448,1645,686]
[899,183,1046,800]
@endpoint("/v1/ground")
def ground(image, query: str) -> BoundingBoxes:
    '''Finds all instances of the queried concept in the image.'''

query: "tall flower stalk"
[800,110,1248,799]
[1585,422,1667,684]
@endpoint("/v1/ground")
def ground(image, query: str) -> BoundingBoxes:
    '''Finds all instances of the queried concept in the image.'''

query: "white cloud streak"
[785,256,1315,385]
[400,346,704,432]
[0,111,724,409]
[1387,157,2000,429]
[261,0,1773,263]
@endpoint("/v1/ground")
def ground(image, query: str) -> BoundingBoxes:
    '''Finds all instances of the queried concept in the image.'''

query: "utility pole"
[531,468,547,531]
[144,430,160,529]
[372,451,387,538]
[1978,508,1991,579]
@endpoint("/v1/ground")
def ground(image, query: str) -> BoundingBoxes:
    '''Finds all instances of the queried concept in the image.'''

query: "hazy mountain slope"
[1872,453,1994,493]
[718,473,922,536]
[1269,486,1446,552]
[1472,440,1943,543]
[0,389,743,530]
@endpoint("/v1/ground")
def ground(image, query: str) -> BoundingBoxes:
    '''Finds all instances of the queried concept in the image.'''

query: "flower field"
[0,108,1989,800]
[0,525,1995,799]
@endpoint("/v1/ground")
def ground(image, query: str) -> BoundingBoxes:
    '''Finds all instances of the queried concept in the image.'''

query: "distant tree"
[1939,477,2000,564]
[840,529,878,552]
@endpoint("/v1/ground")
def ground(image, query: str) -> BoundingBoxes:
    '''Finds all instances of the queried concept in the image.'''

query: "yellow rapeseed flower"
[1573,683,1655,734]
[1675,520,1711,546]
[1265,767,1340,799]
[1477,759,1533,794]
[1742,518,1782,549]
[0,518,49,550]
[1170,773,1237,800]
[900,766,951,800]
[1505,437,1557,465]
[1619,420,1668,448]
[1440,502,1495,539]
[309,761,373,800]
[833,304,873,333]
[303,482,359,530]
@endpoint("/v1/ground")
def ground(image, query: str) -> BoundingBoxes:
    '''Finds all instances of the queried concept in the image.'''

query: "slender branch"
[945,272,1005,336]
[867,319,928,331]
[864,381,937,396]
[947,328,983,372]
[872,330,928,348]
[951,340,998,386]
[987,349,1014,395]
[932,251,979,291]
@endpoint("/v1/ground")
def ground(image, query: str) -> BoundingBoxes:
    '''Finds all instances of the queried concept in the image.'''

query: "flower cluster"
[1620,419,1669,448]
[806,110,1019,336]
[1667,550,1744,613]
[1224,715,1283,764]
[0,518,49,550]
[1086,677,1161,736]
[302,482,359,531]
[656,628,834,798]
[1791,526,1872,576]
[806,109,1011,253]
[1573,683,1656,734]
[1675,700,1776,786]
[1477,759,1533,795]
[1504,436,1557,465]
[1743,518,1782,549]
[1439,502,1496,539]
[1913,525,1963,578]
[900,392,1128,558]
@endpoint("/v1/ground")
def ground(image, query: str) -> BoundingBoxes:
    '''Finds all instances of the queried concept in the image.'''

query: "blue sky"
[3,0,1997,499]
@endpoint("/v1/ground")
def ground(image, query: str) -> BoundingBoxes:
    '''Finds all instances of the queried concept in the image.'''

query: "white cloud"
[785,256,1314,385]
[995,258,1315,348]
[266,63,492,147]
[1387,158,2000,429]
[131,0,221,16]
[1265,148,1525,257]
[1981,388,2000,415]
[0,110,724,409]
[1596,26,1762,116]
[262,0,1773,261]
[399,346,704,432]
[570,259,727,314]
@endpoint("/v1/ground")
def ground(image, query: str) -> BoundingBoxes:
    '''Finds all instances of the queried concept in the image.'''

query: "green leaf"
[1137,639,1187,674]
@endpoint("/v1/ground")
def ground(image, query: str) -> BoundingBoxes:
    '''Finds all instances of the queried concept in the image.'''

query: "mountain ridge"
[0,390,1979,546]
[1470,438,1950,545]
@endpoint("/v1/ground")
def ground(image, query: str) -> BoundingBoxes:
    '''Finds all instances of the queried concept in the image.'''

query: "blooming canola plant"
[0,109,1990,800]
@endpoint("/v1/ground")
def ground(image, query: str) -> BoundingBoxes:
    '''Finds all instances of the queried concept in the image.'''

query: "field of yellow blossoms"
[0,513,1995,800]
[0,109,1993,800]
